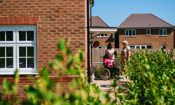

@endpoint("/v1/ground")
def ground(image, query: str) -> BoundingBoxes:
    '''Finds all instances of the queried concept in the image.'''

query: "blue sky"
[92,0,175,27]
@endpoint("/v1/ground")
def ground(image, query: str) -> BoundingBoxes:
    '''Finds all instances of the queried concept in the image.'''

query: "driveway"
[91,78,129,100]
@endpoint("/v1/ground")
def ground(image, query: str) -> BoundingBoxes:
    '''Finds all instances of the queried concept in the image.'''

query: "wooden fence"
[92,48,175,63]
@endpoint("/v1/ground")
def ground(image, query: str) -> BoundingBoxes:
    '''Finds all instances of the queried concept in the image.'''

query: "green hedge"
[125,49,175,105]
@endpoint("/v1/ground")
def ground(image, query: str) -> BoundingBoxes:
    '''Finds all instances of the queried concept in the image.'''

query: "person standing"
[105,43,117,77]
[120,40,131,78]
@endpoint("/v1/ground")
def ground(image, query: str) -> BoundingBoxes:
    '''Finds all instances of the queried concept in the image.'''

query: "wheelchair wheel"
[100,68,111,80]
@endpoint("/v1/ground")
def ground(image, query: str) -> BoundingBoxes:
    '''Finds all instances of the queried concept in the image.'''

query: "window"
[161,45,167,49]
[125,29,136,37]
[130,45,152,49]
[159,29,167,36]
[147,45,152,49]
[146,29,151,35]
[0,47,13,68]
[136,46,140,49]
[98,46,102,48]
[130,46,135,49]
[0,25,37,74]
[112,34,115,38]
[97,34,107,38]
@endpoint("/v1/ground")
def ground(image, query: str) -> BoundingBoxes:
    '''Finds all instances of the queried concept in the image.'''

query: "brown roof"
[119,14,173,28]
[91,16,109,27]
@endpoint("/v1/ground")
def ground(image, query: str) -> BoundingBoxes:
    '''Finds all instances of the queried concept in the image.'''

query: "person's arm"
[127,47,131,60]
[114,49,117,55]
[105,50,108,54]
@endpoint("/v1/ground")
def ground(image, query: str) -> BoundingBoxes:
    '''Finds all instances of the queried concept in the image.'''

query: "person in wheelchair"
[104,54,113,68]
[103,43,118,78]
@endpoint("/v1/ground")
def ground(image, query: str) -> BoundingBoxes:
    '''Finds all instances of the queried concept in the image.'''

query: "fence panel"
[92,48,175,63]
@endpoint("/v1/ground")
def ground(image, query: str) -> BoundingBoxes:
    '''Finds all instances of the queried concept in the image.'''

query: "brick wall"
[0,0,87,98]
[118,28,174,49]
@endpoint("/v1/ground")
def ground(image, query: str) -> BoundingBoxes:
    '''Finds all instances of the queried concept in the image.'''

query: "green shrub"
[115,49,121,67]
[0,39,124,105]
[94,65,102,79]
[125,49,175,105]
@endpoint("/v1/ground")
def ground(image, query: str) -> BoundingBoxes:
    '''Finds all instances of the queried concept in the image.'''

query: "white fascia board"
[90,28,117,33]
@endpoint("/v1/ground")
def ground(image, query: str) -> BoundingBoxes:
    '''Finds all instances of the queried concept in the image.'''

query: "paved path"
[91,78,129,100]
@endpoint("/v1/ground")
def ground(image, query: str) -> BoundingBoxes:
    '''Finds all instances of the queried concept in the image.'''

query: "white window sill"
[125,35,136,37]
[159,35,167,36]
[0,69,37,75]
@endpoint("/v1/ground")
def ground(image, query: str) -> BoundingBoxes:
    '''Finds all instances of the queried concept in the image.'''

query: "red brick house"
[0,0,89,98]
[118,14,175,49]
[90,16,117,48]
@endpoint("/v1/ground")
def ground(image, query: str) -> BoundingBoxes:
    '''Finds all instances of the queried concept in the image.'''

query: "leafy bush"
[115,49,121,67]
[125,49,175,105]
[2,39,174,105]
[94,65,102,79]
[0,39,124,105]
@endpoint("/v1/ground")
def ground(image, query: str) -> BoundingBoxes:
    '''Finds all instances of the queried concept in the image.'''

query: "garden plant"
[125,49,175,105]
[0,40,174,105]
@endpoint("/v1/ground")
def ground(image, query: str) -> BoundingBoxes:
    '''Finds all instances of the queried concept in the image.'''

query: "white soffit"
[90,28,117,34]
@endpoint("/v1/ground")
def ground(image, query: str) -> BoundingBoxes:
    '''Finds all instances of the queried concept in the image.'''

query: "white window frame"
[0,44,16,73]
[0,25,37,75]
[125,29,136,37]
[0,29,15,43]
[161,45,167,49]
[146,29,151,35]
[159,29,167,36]
[97,33,108,38]
[130,45,152,49]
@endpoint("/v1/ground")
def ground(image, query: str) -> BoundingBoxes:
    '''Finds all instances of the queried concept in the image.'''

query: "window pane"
[99,46,102,48]
[19,58,26,68]
[19,47,26,57]
[163,29,166,35]
[27,58,34,68]
[6,31,13,41]
[129,30,132,36]
[142,46,145,49]
[147,45,152,49]
[0,47,5,57]
[160,30,162,35]
[6,58,13,68]
[133,30,136,35]
[146,30,150,35]
[125,30,128,35]
[0,31,5,41]
[136,46,140,49]
[130,46,135,49]
[19,31,26,41]
[6,47,13,57]
[27,47,34,57]
[162,45,167,49]
[27,31,34,41]
[0,58,5,68]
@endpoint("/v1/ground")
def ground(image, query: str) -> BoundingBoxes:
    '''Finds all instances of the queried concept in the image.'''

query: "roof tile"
[91,16,109,27]
[119,14,173,28]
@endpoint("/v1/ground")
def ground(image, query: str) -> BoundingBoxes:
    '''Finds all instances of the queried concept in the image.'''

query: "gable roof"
[91,16,109,27]
[119,14,173,28]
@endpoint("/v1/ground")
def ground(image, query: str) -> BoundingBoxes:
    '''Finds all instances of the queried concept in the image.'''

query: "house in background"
[0,0,88,98]
[118,14,174,49]
[90,16,117,48]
